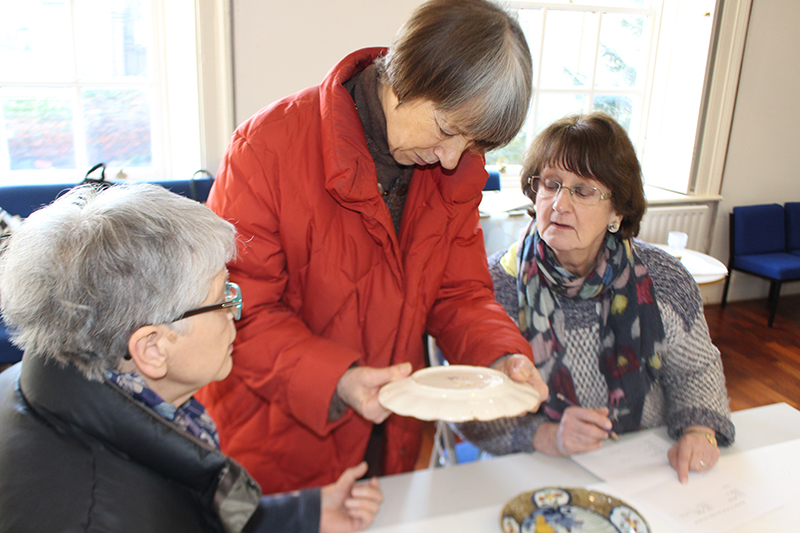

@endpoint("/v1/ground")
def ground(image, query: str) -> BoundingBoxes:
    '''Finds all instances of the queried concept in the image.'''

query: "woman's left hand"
[491,353,549,404]
[667,426,720,484]
[320,462,383,533]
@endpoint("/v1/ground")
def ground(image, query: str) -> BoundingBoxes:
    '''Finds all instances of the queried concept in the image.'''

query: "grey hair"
[375,0,533,151]
[0,183,237,380]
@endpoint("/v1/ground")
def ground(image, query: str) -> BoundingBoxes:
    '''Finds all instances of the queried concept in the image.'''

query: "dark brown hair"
[375,0,532,152]
[520,112,647,238]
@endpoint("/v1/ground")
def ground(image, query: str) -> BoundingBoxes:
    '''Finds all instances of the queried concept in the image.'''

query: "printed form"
[570,431,782,532]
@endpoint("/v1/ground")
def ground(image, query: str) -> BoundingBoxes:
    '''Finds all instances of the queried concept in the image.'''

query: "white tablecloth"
[371,403,800,532]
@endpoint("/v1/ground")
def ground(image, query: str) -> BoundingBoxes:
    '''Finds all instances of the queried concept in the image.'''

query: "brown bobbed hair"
[375,0,532,152]
[520,112,647,239]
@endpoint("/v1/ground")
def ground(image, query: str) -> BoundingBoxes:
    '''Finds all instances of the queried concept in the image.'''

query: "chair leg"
[721,271,732,308]
[767,280,782,328]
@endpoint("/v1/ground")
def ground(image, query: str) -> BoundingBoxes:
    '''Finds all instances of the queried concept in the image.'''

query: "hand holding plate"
[336,363,412,424]
[491,353,549,402]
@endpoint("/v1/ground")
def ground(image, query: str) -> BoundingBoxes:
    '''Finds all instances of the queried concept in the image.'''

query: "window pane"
[82,88,151,167]
[518,8,543,82]
[539,10,600,89]
[485,130,528,167]
[595,13,648,89]
[536,93,586,134]
[575,0,651,7]
[0,1,74,82]
[2,89,76,170]
[74,0,152,79]
[592,95,634,131]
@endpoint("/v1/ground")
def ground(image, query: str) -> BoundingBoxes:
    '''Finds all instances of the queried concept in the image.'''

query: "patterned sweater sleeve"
[638,242,735,446]
[451,247,545,455]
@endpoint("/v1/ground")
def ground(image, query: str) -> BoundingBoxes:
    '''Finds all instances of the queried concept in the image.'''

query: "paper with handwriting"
[571,431,782,532]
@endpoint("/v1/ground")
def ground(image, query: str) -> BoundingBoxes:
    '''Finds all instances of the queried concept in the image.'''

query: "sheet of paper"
[634,468,781,533]
[571,431,783,532]
[571,431,676,492]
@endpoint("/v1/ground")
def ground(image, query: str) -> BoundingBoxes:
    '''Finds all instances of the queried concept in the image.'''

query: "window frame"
[493,0,751,201]
[0,0,234,186]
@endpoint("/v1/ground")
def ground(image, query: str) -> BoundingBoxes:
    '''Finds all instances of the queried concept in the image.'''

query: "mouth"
[549,219,573,231]
[414,153,435,166]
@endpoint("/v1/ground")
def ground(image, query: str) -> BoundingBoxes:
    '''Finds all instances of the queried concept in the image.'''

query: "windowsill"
[644,185,723,206]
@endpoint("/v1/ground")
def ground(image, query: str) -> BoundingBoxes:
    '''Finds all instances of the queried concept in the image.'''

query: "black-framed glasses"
[174,281,242,322]
[529,176,612,206]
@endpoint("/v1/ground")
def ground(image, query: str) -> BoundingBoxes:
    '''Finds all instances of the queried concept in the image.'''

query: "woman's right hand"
[320,462,383,533]
[533,406,614,456]
[335,363,412,423]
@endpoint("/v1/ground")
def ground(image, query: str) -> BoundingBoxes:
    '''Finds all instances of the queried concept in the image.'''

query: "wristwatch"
[683,428,718,447]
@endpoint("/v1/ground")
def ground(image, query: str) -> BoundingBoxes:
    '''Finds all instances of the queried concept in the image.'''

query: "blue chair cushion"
[733,252,800,280]
[785,202,800,252]
[0,178,213,218]
[733,204,785,256]
[483,170,501,191]
[0,323,23,365]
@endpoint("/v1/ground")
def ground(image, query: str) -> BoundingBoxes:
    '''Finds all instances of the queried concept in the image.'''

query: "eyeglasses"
[174,281,242,322]
[529,177,612,206]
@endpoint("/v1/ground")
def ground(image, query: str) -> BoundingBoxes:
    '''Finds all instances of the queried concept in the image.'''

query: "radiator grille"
[638,205,711,251]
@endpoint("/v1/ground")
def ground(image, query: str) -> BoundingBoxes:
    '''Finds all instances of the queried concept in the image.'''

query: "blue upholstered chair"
[483,170,501,191]
[785,202,800,257]
[721,203,800,327]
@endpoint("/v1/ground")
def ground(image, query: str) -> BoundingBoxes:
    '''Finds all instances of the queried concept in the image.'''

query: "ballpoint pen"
[556,393,619,441]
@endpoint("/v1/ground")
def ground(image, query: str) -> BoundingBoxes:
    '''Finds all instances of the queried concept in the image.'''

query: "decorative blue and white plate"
[501,487,650,533]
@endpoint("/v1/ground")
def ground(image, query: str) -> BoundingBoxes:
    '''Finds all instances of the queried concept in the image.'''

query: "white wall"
[230,0,800,305]
[705,0,800,304]
[232,0,424,126]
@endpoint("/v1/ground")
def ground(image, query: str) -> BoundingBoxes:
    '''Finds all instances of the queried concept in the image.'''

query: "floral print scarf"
[106,370,221,448]
[517,221,664,433]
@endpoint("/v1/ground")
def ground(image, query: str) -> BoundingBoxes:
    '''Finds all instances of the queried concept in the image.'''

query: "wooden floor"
[705,293,800,412]
[415,293,800,469]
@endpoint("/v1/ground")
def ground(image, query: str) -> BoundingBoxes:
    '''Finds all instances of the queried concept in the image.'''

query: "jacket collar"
[18,355,260,533]
[318,48,489,207]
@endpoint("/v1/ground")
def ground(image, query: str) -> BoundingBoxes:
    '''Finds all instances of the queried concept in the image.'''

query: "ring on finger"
[699,460,707,468]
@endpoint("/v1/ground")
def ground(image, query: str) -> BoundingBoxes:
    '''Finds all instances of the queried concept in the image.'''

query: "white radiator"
[638,205,711,251]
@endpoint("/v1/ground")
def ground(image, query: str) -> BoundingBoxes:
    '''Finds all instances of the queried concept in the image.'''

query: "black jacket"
[0,356,320,532]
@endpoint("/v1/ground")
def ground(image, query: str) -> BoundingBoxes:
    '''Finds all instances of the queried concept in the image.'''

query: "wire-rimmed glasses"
[528,176,612,206]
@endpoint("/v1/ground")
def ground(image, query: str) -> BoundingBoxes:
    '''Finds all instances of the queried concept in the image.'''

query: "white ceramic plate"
[378,365,541,422]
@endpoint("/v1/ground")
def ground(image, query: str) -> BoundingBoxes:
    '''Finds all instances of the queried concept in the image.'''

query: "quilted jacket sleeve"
[242,489,321,533]
[424,183,533,367]
[208,133,360,437]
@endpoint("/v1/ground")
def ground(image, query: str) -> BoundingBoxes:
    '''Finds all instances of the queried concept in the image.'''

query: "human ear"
[127,326,169,380]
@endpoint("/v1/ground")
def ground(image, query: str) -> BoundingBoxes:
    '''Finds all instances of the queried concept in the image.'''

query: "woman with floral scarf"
[455,113,734,483]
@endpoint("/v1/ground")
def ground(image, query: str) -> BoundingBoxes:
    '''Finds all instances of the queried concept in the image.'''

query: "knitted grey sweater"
[453,240,735,455]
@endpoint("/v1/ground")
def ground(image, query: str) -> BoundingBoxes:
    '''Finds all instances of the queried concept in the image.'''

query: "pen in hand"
[556,393,619,441]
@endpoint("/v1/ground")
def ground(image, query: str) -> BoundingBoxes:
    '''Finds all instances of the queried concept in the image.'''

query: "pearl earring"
[608,221,620,233]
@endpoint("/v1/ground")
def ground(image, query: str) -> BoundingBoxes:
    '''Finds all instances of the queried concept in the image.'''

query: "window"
[487,0,722,195]
[0,0,231,186]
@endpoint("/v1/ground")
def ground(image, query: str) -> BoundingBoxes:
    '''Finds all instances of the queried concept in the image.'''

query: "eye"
[438,125,455,138]
[542,179,561,191]
[574,187,597,199]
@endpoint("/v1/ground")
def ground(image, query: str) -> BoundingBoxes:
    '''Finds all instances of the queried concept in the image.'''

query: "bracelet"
[683,428,718,447]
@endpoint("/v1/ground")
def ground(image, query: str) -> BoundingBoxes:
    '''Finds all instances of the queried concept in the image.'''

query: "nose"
[434,137,469,170]
[551,187,574,212]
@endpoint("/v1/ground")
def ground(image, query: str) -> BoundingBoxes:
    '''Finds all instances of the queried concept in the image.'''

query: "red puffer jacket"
[197,48,533,493]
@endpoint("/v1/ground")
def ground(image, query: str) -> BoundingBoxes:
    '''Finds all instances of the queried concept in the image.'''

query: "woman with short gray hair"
[0,184,382,533]
[198,0,548,496]
[0,182,237,380]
